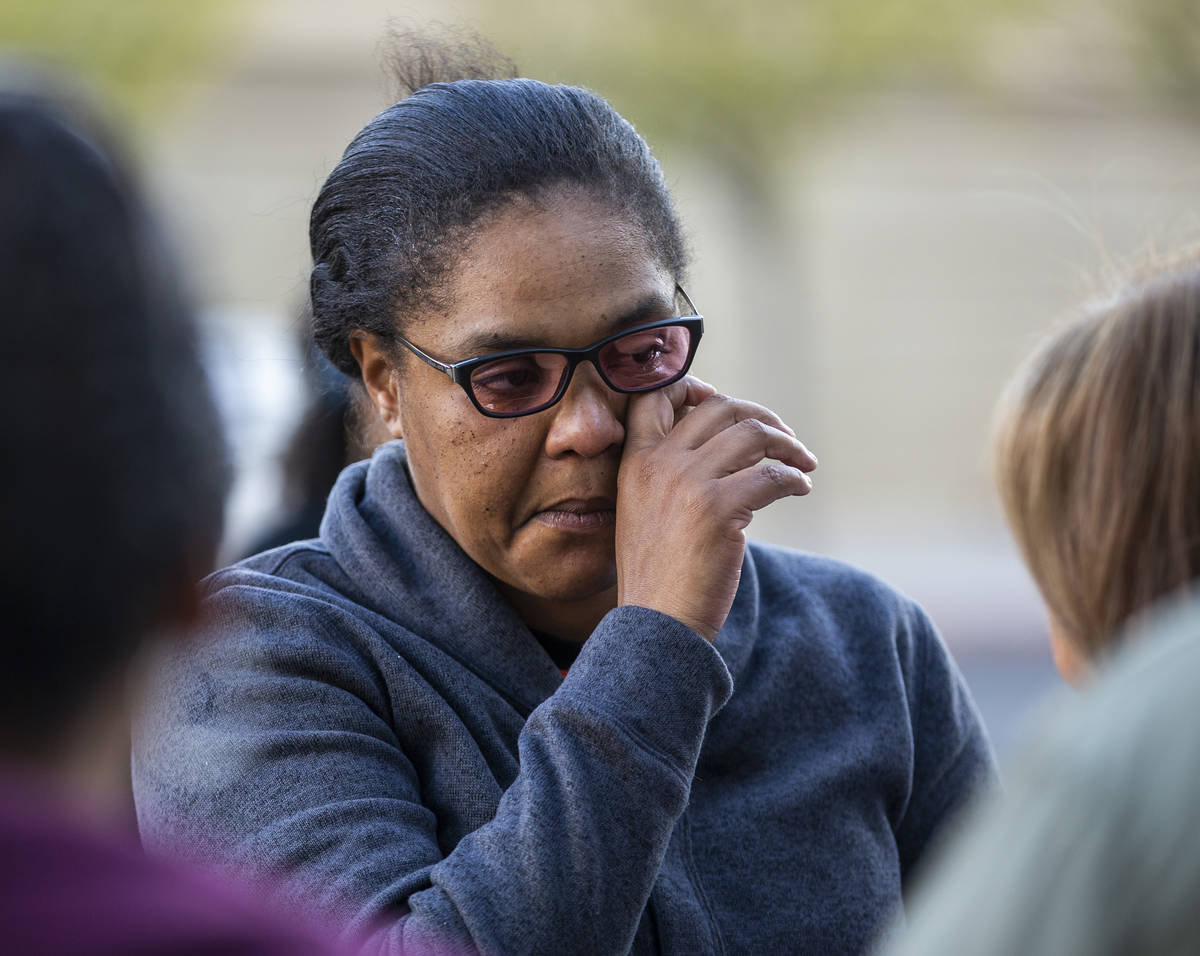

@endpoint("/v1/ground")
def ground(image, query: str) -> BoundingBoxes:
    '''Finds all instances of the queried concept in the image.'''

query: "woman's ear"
[350,331,403,439]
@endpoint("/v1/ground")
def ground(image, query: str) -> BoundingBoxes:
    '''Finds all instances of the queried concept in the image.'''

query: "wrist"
[615,594,717,643]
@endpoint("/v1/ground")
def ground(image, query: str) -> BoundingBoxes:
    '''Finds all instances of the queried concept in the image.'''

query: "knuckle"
[736,416,769,439]
[760,462,794,487]
[688,481,718,514]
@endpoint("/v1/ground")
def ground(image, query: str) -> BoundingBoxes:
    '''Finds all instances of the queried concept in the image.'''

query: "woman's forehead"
[461,192,663,288]
[418,195,676,354]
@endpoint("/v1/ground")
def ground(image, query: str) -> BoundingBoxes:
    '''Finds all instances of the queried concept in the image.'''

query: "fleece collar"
[319,440,757,710]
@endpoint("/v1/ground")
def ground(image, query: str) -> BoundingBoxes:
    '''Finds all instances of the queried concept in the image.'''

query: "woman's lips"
[532,498,617,532]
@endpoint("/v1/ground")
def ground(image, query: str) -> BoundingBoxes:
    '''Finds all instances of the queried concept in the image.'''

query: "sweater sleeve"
[893,601,998,884]
[133,592,732,956]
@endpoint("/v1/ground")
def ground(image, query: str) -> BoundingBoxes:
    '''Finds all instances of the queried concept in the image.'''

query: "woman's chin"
[529,566,618,604]
[498,552,618,605]
[497,530,617,601]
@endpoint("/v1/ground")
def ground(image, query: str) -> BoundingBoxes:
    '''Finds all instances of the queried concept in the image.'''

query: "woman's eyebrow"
[453,329,544,355]
[608,294,676,331]
[451,293,675,357]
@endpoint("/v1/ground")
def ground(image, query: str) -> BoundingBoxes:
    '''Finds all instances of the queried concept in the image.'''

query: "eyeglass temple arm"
[675,283,698,316]
[394,334,455,377]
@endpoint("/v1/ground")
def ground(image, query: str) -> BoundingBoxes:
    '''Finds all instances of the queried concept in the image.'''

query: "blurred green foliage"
[1125,0,1200,103]
[480,0,1045,179]
[480,0,1200,191]
[0,0,244,121]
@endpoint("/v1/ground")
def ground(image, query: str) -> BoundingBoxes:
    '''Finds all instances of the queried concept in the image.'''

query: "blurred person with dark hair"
[244,333,388,559]
[134,32,995,955]
[878,254,1200,955]
[0,79,340,955]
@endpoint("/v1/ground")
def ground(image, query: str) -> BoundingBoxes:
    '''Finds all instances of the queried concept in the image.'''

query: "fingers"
[661,392,816,476]
[667,392,800,450]
[625,382,817,494]
[699,417,817,475]
[625,375,718,450]
[719,460,814,527]
[680,376,719,407]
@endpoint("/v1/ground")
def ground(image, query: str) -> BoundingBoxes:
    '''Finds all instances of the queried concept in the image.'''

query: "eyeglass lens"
[467,323,694,416]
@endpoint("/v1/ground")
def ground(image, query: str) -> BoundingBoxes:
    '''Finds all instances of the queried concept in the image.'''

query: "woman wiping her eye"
[133,33,995,955]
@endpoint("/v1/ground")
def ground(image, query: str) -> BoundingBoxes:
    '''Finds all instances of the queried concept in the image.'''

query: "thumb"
[625,375,716,451]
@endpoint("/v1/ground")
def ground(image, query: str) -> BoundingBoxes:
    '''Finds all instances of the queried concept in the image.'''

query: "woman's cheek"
[439,425,535,512]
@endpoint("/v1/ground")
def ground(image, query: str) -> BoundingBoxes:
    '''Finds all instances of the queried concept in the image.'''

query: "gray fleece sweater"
[133,441,995,955]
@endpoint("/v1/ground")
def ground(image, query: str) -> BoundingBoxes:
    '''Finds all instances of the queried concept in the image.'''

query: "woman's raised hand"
[617,376,817,642]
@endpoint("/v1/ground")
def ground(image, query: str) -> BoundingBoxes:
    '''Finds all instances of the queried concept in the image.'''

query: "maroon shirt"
[0,770,345,956]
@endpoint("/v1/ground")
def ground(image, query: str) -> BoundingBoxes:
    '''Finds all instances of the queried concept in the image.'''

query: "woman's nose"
[543,362,626,459]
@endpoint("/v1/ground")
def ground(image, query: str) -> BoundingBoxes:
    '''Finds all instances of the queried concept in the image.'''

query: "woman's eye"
[471,357,549,394]
[614,333,669,367]
[476,367,536,392]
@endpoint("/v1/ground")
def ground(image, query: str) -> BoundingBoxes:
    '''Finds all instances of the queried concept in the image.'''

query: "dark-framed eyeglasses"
[392,285,704,418]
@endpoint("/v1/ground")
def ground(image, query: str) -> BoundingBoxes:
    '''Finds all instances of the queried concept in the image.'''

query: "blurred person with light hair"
[0,78,341,955]
[880,255,1200,955]
[992,255,1200,682]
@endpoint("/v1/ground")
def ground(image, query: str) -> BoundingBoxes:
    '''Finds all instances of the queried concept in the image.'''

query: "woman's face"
[356,190,679,613]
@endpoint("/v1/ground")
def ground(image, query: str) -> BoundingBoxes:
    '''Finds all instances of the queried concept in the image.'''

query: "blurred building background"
[6,0,1200,764]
